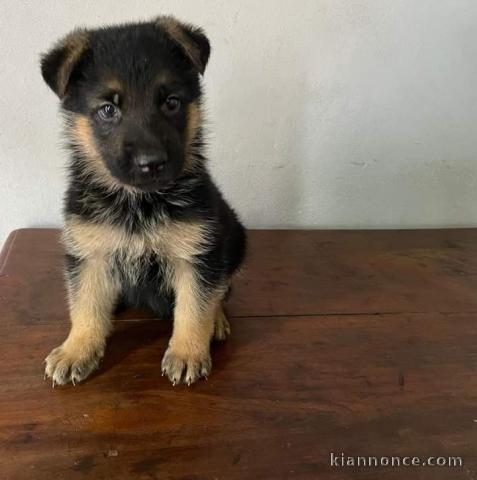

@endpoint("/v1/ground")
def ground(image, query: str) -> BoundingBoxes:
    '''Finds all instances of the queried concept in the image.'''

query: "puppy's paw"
[44,341,104,386]
[161,346,211,386]
[214,307,231,341]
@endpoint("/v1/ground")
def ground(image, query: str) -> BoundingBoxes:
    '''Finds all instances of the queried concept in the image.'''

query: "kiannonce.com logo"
[330,452,463,468]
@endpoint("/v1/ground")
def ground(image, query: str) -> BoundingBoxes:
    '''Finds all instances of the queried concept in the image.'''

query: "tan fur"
[213,304,231,341]
[64,214,212,292]
[45,254,120,385]
[105,78,122,93]
[72,115,100,161]
[162,260,227,384]
[55,30,90,98]
[63,215,211,262]
[66,255,119,344]
[171,258,215,355]
[184,102,203,171]
[156,16,205,74]
[69,115,137,193]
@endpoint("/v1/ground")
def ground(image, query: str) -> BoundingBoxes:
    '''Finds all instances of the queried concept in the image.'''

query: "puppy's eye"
[162,95,181,116]
[97,103,120,122]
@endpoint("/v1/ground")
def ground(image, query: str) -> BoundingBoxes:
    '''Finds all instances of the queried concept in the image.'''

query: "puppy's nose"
[135,153,168,173]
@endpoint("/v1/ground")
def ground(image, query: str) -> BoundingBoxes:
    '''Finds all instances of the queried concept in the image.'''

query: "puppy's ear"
[40,29,90,98]
[155,16,210,75]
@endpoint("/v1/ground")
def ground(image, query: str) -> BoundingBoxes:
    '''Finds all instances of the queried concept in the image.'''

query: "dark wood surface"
[1,228,477,479]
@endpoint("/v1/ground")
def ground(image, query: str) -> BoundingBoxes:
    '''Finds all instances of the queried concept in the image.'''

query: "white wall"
[1,0,477,246]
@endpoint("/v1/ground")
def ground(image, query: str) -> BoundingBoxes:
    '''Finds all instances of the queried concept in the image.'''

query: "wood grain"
[1,228,476,479]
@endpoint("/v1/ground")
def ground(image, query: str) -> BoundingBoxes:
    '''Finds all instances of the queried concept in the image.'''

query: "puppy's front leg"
[162,259,223,385]
[45,256,119,386]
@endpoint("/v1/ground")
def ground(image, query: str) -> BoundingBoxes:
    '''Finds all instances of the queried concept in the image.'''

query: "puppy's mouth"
[132,168,173,190]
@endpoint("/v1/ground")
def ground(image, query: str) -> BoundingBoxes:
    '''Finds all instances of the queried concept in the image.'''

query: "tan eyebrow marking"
[105,78,122,91]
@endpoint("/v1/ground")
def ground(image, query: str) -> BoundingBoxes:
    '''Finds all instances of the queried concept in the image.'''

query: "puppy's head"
[41,17,210,191]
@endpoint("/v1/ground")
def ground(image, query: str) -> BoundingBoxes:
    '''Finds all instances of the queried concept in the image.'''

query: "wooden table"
[1,228,477,479]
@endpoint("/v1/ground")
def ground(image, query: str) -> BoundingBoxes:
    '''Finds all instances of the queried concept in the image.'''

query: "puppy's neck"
[65,152,210,233]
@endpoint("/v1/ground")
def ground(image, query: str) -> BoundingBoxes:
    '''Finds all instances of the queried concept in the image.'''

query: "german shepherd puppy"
[41,16,246,386]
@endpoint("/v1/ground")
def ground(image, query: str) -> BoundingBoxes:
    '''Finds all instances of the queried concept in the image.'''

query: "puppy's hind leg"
[213,303,230,342]
[45,256,119,386]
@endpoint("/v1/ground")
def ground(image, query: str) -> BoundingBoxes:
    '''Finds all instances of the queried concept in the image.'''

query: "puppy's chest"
[63,217,209,266]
